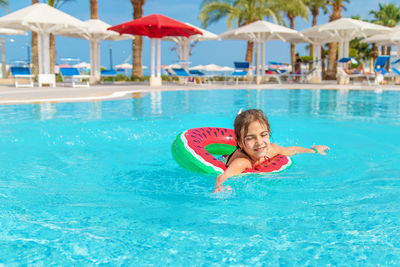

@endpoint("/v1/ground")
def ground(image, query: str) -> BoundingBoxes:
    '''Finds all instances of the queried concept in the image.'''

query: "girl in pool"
[213,109,330,193]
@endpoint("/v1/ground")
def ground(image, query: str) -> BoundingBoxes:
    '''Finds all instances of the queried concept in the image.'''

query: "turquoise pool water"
[1,89,400,265]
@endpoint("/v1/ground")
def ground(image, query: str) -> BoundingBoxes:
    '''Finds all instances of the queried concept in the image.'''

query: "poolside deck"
[0,80,399,105]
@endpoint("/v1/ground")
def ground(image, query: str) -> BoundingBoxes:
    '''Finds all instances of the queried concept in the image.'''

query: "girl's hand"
[212,184,232,193]
[311,145,330,155]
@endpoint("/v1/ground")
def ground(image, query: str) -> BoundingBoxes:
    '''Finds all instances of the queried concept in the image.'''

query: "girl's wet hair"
[234,109,271,146]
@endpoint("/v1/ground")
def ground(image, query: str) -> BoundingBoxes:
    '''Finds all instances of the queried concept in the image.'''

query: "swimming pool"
[1,89,399,265]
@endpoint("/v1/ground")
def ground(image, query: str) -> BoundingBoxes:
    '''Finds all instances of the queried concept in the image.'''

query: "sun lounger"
[374,55,390,75]
[189,69,213,84]
[389,67,400,84]
[262,71,282,84]
[172,68,203,85]
[281,67,316,83]
[336,57,374,85]
[231,62,249,84]
[392,67,400,76]
[10,66,34,87]
[101,69,117,83]
[59,67,89,88]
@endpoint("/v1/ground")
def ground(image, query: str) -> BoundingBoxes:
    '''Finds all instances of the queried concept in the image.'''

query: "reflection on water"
[90,102,102,120]
[0,89,399,123]
[150,91,162,115]
[34,103,57,120]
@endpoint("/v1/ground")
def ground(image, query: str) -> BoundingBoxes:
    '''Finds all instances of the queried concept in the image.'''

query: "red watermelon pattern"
[184,127,291,174]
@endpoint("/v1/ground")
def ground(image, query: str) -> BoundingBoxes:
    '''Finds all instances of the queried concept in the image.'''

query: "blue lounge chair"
[10,66,34,87]
[189,69,213,84]
[336,57,373,85]
[172,68,203,85]
[374,55,390,75]
[337,57,353,63]
[282,67,316,84]
[101,69,117,83]
[59,67,90,87]
[188,70,204,76]
[231,62,249,84]
[387,66,400,84]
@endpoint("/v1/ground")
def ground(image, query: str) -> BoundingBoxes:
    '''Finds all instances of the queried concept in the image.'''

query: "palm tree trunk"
[381,46,386,55]
[321,46,326,79]
[131,0,145,78]
[132,36,143,78]
[245,41,254,65]
[90,0,98,19]
[288,15,296,72]
[326,0,342,80]
[309,10,318,69]
[31,0,39,75]
[90,0,99,83]
[386,46,391,70]
[50,34,55,74]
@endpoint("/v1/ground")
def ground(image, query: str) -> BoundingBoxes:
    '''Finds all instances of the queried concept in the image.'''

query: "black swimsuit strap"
[225,144,251,167]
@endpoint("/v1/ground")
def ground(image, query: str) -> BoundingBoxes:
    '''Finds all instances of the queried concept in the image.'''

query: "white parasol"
[73,62,91,69]
[163,23,218,66]
[56,19,133,82]
[0,28,27,78]
[301,18,392,58]
[361,26,400,57]
[220,20,308,82]
[0,3,88,83]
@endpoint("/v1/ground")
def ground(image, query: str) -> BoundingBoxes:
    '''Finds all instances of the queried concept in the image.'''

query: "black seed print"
[203,133,207,138]
[213,131,218,137]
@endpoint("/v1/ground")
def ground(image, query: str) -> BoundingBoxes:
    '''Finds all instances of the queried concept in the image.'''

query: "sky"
[0,0,396,70]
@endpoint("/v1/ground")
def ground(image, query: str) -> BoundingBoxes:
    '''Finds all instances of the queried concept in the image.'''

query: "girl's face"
[240,120,270,160]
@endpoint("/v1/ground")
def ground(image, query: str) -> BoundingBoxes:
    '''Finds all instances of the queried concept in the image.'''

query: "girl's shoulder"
[226,150,252,168]
[270,143,282,153]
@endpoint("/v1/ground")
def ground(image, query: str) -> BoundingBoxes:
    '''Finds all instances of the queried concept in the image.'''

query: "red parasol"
[107,14,202,38]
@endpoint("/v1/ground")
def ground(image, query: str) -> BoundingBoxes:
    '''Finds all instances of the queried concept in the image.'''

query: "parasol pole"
[157,38,161,78]
[150,38,155,78]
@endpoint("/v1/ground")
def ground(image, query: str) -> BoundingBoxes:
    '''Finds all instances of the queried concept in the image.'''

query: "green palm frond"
[45,0,75,9]
[200,0,281,29]
[369,3,400,27]
[0,0,8,11]
[279,0,309,21]
[200,2,233,28]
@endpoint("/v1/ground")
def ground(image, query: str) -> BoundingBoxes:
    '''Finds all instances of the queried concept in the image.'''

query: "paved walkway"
[0,80,399,105]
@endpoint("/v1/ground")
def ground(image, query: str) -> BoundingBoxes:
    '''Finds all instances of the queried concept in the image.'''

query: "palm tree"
[90,0,98,19]
[45,0,75,73]
[130,0,146,79]
[279,0,308,71]
[0,0,7,10]
[200,0,282,65]
[349,16,371,69]
[370,3,400,66]
[304,0,328,68]
[31,0,39,75]
[325,0,349,80]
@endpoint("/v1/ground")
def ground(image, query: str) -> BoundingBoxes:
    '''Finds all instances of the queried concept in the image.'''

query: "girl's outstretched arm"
[213,158,250,193]
[275,144,330,156]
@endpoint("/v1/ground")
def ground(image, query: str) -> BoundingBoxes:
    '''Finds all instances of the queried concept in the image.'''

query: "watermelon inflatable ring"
[171,127,292,175]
